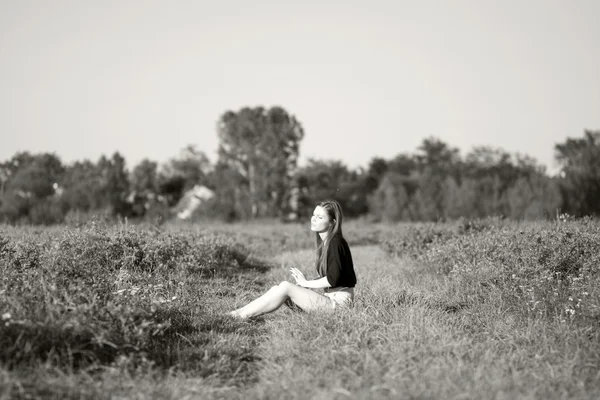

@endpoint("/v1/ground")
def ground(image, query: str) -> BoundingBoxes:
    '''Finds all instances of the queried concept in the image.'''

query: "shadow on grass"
[0,307,266,387]
[0,322,120,369]
[146,309,265,384]
[394,290,470,314]
[232,249,273,273]
[2,372,110,400]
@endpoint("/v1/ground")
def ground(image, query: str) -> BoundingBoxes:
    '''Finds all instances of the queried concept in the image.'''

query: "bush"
[0,221,255,373]
[387,217,600,325]
[379,217,505,259]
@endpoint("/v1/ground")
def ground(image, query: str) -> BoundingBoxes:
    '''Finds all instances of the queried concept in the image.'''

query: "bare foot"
[228,310,249,320]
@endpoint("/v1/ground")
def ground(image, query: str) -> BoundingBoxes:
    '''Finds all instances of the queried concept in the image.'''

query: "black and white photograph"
[1,1,599,398]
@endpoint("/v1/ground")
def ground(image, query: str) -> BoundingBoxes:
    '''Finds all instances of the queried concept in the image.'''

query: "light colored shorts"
[323,287,354,308]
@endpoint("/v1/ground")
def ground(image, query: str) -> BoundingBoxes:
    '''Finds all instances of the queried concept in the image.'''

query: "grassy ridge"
[381,217,600,325]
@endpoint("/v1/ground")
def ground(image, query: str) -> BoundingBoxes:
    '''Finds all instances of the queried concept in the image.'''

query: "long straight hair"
[315,200,344,277]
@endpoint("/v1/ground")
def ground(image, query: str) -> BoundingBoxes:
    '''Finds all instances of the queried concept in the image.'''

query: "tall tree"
[203,161,250,221]
[363,157,389,193]
[505,175,560,220]
[128,158,161,218]
[3,152,64,199]
[131,159,159,194]
[368,171,410,222]
[294,159,368,217]
[0,152,66,224]
[401,138,461,221]
[555,130,600,216]
[151,146,212,208]
[217,106,304,218]
[61,159,105,212]
[462,146,545,217]
[161,145,211,190]
[98,152,130,216]
[442,176,478,220]
[410,166,446,221]
[415,137,461,178]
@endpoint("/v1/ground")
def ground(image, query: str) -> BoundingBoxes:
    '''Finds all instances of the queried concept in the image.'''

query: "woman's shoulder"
[328,233,349,247]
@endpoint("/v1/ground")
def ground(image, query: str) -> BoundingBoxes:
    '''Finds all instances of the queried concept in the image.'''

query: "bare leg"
[230,285,282,319]
[230,281,334,319]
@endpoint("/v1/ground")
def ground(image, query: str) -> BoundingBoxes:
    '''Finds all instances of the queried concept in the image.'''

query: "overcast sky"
[1,0,598,173]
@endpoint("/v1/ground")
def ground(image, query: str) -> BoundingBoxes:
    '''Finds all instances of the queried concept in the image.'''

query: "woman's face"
[311,206,332,233]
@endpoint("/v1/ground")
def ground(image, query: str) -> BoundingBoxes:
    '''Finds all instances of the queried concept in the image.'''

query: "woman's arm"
[289,268,331,289]
[298,276,331,289]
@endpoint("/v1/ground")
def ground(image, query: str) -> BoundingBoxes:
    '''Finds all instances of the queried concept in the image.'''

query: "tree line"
[0,105,598,225]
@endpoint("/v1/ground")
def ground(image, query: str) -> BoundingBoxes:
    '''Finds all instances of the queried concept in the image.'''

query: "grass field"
[1,217,599,399]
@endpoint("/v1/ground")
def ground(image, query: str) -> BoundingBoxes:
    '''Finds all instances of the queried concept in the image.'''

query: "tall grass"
[1,217,599,399]
[0,220,269,398]
[245,218,600,399]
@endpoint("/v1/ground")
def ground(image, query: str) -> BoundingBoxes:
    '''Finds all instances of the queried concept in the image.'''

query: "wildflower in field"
[565,307,575,316]
[1,312,11,321]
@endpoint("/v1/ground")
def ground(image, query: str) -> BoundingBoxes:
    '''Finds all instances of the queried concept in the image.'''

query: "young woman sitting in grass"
[229,200,357,319]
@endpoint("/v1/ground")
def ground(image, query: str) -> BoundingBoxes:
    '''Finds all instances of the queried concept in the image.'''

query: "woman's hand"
[290,267,307,286]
